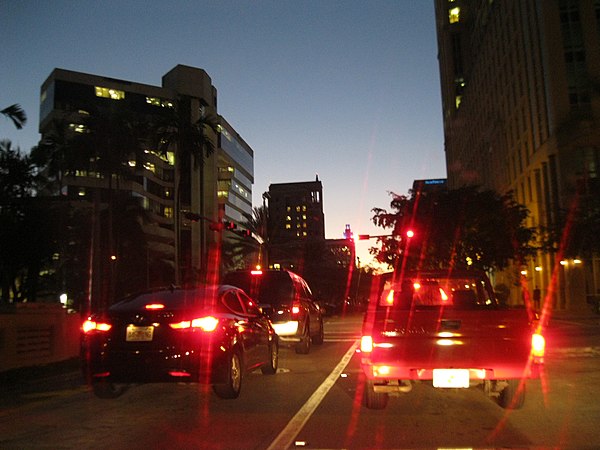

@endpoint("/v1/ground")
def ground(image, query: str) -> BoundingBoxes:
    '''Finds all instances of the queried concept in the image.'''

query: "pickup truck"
[360,270,545,409]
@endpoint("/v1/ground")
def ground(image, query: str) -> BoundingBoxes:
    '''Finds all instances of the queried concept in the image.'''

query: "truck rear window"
[379,277,496,310]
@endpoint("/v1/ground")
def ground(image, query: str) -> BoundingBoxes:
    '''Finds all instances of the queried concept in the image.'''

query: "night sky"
[1,0,446,267]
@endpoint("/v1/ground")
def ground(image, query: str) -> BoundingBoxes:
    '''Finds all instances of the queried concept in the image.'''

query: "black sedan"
[81,285,279,399]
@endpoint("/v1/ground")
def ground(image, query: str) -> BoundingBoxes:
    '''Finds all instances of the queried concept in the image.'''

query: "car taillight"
[360,335,373,353]
[291,304,300,315]
[169,316,219,332]
[82,319,112,333]
[145,303,165,310]
[531,333,545,358]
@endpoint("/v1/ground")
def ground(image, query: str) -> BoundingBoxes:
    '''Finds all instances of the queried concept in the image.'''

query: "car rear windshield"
[223,272,294,306]
[379,276,496,310]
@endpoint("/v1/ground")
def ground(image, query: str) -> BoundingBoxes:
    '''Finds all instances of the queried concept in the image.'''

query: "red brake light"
[531,333,545,358]
[384,289,394,306]
[169,316,219,332]
[82,319,112,333]
[360,335,373,353]
[145,303,165,310]
[251,270,263,275]
[291,305,300,315]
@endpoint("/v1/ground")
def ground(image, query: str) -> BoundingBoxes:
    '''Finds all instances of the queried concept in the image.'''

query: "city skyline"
[1,1,446,267]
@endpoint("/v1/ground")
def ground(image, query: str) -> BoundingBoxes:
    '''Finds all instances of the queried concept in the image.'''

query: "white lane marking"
[266,340,359,450]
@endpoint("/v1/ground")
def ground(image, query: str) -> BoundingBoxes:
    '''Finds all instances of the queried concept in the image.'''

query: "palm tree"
[35,106,153,311]
[1,104,27,129]
[224,205,271,270]
[152,95,219,283]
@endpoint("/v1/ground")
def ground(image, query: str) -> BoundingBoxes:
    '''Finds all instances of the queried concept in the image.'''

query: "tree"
[1,103,27,129]
[0,140,55,302]
[33,106,157,310]
[151,96,219,282]
[371,186,536,272]
[223,205,271,271]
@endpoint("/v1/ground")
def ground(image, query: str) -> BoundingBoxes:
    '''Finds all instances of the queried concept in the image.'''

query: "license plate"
[433,369,469,388]
[126,325,154,342]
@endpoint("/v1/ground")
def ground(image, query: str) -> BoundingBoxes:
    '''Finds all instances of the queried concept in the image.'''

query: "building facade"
[434,0,600,310]
[267,177,325,243]
[39,65,253,305]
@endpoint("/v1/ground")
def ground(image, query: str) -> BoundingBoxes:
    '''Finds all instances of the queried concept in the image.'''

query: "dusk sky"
[1,0,446,267]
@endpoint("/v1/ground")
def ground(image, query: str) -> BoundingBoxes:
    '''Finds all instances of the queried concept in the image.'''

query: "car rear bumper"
[361,359,542,381]
[82,345,232,385]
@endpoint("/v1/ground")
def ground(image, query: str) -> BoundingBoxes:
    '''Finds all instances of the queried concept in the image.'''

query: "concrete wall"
[0,303,81,372]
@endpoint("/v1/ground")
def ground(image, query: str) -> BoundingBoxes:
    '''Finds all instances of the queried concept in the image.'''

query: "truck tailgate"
[364,308,533,379]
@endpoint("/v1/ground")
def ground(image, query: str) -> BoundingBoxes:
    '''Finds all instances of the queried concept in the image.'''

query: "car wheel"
[261,339,278,375]
[213,351,243,399]
[498,379,525,409]
[295,322,311,354]
[312,317,324,345]
[363,380,388,409]
[92,380,126,399]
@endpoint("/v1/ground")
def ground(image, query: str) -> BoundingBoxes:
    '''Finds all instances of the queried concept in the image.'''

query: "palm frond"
[1,104,27,129]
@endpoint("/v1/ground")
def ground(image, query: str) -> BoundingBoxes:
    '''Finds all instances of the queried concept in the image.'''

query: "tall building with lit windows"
[434,0,600,310]
[39,65,253,299]
[267,177,325,244]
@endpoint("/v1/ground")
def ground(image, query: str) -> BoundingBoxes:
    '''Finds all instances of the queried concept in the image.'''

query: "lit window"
[286,215,291,221]
[449,7,460,23]
[296,206,301,212]
[78,188,86,197]
[286,224,291,229]
[146,97,174,108]
[69,123,88,133]
[146,97,161,106]
[455,95,462,109]
[95,87,125,100]
[166,151,175,165]
[143,162,155,173]
[128,160,136,167]
[164,207,173,219]
[217,190,229,198]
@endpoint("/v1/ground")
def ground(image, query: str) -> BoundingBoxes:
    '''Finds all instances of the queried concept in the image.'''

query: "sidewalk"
[0,357,84,407]
[548,308,600,323]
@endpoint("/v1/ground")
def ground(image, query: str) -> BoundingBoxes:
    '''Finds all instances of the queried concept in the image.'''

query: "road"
[1,312,599,449]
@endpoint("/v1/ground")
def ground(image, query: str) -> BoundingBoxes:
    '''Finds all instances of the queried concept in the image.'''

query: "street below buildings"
[1,312,599,449]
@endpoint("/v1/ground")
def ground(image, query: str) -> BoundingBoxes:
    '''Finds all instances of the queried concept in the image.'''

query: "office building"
[267,176,325,243]
[39,65,253,301]
[434,0,600,309]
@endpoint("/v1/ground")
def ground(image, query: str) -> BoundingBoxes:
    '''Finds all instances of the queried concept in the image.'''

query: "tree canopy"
[370,186,536,272]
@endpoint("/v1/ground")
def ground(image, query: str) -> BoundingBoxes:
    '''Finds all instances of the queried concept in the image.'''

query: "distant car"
[223,269,324,354]
[81,285,279,399]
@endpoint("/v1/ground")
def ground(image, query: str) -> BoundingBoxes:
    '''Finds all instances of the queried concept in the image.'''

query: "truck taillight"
[360,335,373,353]
[531,333,545,358]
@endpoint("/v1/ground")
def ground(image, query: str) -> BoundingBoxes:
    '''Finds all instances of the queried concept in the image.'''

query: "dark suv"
[223,269,324,354]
